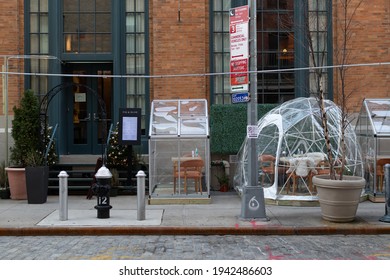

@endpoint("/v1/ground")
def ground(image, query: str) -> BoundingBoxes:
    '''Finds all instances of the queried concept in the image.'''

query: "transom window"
[63,0,112,53]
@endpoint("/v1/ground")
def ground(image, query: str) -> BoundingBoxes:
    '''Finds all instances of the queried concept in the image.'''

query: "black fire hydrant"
[92,165,112,219]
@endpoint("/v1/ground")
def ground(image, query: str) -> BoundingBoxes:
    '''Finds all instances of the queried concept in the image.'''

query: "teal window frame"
[125,0,149,136]
[210,0,333,105]
[25,0,50,98]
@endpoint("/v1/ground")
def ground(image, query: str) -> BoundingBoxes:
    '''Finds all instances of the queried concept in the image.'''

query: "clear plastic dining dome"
[234,97,364,201]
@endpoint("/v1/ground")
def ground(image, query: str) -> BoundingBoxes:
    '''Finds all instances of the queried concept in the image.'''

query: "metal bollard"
[380,164,390,223]
[58,171,69,221]
[136,170,146,221]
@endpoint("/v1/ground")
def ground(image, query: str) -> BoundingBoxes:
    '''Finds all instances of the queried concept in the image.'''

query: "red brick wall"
[1,1,388,115]
[0,0,25,115]
[333,0,390,112]
[149,0,209,101]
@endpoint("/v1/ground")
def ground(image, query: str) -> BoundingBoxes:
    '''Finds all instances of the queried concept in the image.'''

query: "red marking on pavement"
[250,220,278,228]
[363,255,378,260]
[356,252,378,260]
[235,221,280,229]
[265,245,286,260]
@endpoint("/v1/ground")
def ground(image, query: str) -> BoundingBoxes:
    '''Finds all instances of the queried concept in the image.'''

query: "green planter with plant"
[24,150,50,204]
[7,89,57,203]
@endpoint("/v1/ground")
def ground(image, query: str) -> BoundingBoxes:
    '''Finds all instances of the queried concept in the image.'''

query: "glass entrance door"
[66,63,113,154]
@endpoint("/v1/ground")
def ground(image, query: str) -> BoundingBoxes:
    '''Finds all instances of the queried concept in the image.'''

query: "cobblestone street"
[1,235,390,260]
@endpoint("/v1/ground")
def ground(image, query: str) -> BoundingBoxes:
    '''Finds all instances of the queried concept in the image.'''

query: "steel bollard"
[92,165,112,219]
[58,171,69,221]
[380,164,390,223]
[136,170,146,221]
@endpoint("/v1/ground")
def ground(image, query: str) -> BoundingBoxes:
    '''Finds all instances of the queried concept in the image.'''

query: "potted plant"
[0,161,10,199]
[216,173,230,192]
[24,149,51,204]
[5,89,37,200]
[308,0,366,222]
[6,89,57,203]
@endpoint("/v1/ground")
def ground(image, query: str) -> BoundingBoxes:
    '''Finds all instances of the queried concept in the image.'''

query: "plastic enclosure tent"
[355,98,390,197]
[234,97,364,201]
[148,99,210,200]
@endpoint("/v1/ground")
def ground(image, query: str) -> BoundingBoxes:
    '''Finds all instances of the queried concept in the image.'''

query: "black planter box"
[26,166,49,204]
[0,188,11,199]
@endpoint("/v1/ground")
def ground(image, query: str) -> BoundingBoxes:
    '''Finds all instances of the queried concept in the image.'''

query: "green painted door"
[65,63,113,154]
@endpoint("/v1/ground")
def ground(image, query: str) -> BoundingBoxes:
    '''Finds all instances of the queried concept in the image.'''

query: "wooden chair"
[286,170,315,195]
[376,158,390,193]
[316,160,330,175]
[286,158,317,194]
[259,154,276,186]
[174,158,204,194]
[309,160,331,194]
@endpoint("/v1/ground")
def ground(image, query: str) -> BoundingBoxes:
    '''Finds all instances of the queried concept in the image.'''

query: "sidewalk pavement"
[0,192,390,236]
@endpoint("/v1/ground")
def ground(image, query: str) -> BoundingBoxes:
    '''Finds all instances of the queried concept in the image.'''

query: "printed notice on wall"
[122,116,138,142]
[247,125,259,138]
[74,93,86,103]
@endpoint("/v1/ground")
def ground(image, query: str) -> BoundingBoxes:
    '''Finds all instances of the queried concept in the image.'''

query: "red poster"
[229,5,249,25]
[230,59,249,86]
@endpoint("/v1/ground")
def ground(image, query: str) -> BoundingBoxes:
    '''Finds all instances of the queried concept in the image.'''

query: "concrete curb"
[1,226,390,236]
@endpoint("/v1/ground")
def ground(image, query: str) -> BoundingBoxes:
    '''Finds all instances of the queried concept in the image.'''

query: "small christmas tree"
[106,122,145,171]
[106,122,129,168]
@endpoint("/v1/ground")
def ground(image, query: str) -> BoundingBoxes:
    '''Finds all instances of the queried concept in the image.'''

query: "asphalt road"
[0,234,389,260]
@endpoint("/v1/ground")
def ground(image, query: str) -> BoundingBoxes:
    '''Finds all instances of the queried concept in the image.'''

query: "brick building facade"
[0,0,389,162]
[0,0,24,114]
[332,0,390,110]
[149,0,209,100]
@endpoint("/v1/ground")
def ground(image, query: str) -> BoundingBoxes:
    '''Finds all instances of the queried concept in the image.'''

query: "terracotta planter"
[5,167,27,200]
[313,175,365,222]
[219,184,229,192]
